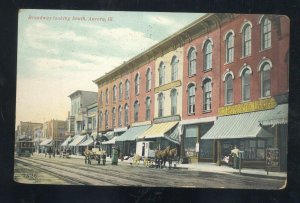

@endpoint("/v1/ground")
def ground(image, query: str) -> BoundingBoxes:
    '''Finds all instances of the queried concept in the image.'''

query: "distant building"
[16,121,43,141]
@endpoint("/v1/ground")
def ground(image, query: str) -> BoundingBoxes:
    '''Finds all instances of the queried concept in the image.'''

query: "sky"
[16,9,203,126]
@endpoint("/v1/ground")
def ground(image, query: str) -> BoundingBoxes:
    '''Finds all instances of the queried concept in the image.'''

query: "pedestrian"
[231,146,240,169]
[53,148,55,158]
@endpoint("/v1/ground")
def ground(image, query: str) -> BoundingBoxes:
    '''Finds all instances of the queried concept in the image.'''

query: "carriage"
[15,141,34,157]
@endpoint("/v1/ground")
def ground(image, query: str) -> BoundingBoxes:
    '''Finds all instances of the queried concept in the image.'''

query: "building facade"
[93,13,289,170]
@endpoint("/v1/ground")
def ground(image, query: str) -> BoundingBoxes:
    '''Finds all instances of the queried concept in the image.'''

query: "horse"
[83,148,92,165]
[132,154,142,166]
[167,147,177,168]
[155,146,177,169]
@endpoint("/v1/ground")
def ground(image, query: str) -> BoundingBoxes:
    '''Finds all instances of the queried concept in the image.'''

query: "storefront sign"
[154,80,181,93]
[218,98,277,116]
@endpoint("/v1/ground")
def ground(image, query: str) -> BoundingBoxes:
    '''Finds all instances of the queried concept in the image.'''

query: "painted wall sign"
[154,80,181,93]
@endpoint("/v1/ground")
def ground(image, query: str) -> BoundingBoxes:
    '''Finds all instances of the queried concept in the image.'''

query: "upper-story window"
[261,62,271,97]
[171,56,178,81]
[118,105,122,127]
[188,84,196,114]
[242,67,251,101]
[159,62,165,86]
[146,68,151,92]
[158,93,164,117]
[188,47,196,76]
[242,23,252,57]
[261,17,271,50]
[99,111,103,128]
[105,110,109,129]
[134,101,139,122]
[170,89,177,115]
[124,104,129,126]
[113,85,117,103]
[225,74,233,105]
[119,83,123,101]
[112,107,116,128]
[203,79,212,111]
[135,73,140,95]
[145,97,151,121]
[226,32,234,63]
[203,40,212,71]
[125,80,130,99]
[99,91,103,106]
[105,88,109,105]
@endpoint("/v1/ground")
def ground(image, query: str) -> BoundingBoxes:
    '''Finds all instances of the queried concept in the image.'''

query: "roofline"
[93,13,237,85]
[68,90,98,98]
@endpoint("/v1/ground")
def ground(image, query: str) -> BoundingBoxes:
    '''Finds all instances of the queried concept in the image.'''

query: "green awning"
[259,104,288,126]
[115,125,150,142]
[201,110,274,140]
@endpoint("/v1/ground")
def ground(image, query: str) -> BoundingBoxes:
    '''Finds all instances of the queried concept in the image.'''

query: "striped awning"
[78,136,94,146]
[39,139,53,146]
[259,104,288,126]
[201,110,274,140]
[115,125,150,142]
[138,121,178,140]
[69,135,86,146]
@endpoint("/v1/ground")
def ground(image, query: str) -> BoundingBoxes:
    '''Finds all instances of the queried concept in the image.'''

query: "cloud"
[147,15,176,26]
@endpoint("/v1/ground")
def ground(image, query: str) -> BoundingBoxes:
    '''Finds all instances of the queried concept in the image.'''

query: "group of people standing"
[44,147,59,158]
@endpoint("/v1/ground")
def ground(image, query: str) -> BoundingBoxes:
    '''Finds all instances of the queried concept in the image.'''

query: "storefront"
[68,135,87,155]
[115,124,151,156]
[201,108,277,168]
[179,118,215,163]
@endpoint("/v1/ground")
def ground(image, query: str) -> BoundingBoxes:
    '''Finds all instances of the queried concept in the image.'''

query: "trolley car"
[15,141,34,157]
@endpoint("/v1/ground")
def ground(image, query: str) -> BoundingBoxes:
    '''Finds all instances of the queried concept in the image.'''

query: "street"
[14,155,286,189]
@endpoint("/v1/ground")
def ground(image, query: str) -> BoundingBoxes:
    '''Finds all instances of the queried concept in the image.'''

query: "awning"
[114,127,127,133]
[115,125,150,142]
[78,136,94,146]
[102,136,116,145]
[138,121,178,140]
[61,136,72,147]
[39,139,53,146]
[259,104,288,126]
[201,110,274,140]
[69,135,86,146]
[103,131,114,140]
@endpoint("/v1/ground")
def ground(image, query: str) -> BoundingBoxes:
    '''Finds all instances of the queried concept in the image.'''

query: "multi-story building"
[15,121,43,141]
[93,13,289,170]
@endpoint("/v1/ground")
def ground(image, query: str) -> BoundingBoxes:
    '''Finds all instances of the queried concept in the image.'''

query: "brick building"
[93,13,289,170]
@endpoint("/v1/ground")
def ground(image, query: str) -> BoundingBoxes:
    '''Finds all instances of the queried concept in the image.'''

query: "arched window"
[134,101,139,122]
[146,68,151,91]
[135,73,140,95]
[99,91,103,106]
[112,108,116,128]
[118,105,122,127]
[226,33,234,63]
[242,24,251,57]
[188,47,196,76]
[203,40,212,71]
[125,80,130,99]
[261,62,271,97]
[158,93,164,117]
[113,85,117,103]
[171,56,178,81]
[99,111,103,128]
[170,89,177,115]
[105,110,109,129]
[105,88,109,105]
[242,68,251,101]
[119,83,123,101]
[203,79,212,111]
[124,104,129,126]
[145,97,151,121]
[225,74,233,105]
[188,84,195,114]
[262,17,271,49]
[159,62,165,86]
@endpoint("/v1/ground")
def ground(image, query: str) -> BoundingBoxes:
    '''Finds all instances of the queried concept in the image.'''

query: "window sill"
[203,68,212,73]
[188,74,196,78]
[224,61,234,66]
[259,96,271,100]
[240,99,251,103]
[224,103,233,106]
[240,55,251,60]
[202,110,212,114]
[188,113,195,116]
[259,46,272,52]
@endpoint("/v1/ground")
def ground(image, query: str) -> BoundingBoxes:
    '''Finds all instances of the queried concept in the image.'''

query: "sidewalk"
[33,153,287,179]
